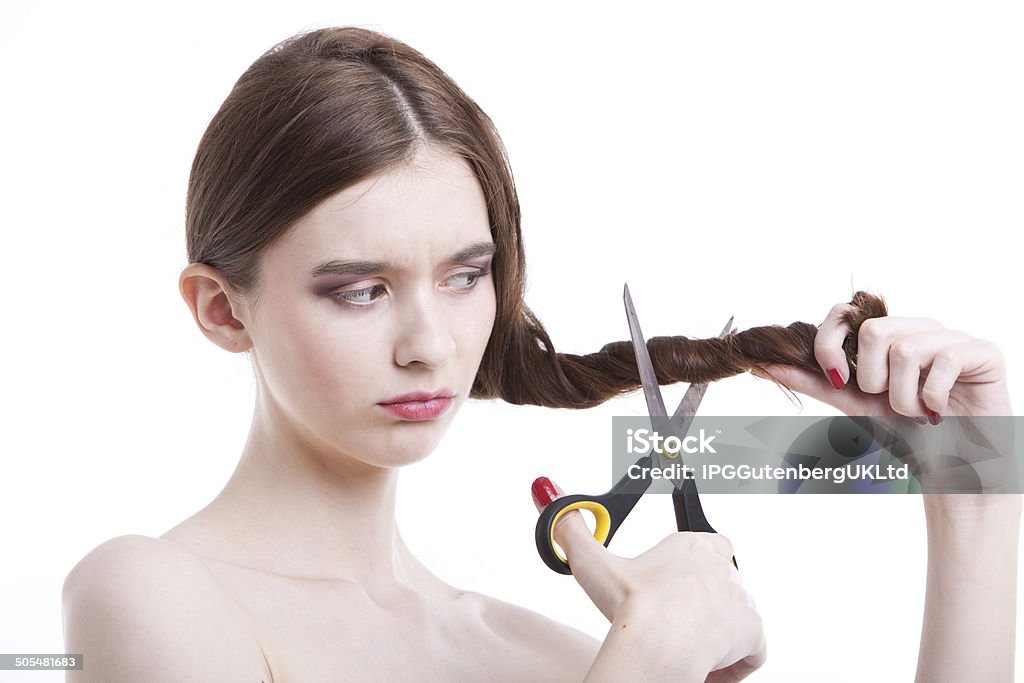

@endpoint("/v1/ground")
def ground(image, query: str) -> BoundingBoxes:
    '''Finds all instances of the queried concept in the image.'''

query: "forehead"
[273,147,491,266]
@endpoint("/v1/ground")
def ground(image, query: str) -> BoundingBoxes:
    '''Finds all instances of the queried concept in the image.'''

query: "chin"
[368,421,450,468]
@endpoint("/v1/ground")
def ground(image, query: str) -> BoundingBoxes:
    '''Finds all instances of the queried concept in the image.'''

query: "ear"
[178,263,253,353]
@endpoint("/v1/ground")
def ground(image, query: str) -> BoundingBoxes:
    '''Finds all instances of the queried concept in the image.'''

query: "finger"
[706,631,768,682]
[707,657,764,683]
[659,532,740,579]
[856,316,944,394]
[531,477,625,620]
[751,363,865,415]
[710,534,745,586]
[920,338,1005,416]
[813,303,858,389]
[705,531,736,561]
[530,476,612,570]
[887,329,972,417]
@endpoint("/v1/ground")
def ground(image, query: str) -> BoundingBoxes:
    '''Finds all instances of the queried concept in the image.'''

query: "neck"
[176,392,439,596]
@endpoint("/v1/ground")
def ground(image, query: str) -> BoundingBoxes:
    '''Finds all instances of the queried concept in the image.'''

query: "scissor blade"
[623,284,668,419]
[669,315,733,426]
[661,316,734,491]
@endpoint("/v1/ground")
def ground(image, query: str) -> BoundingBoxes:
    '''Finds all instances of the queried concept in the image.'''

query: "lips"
[379,389,456,405]
[377,389,457,421]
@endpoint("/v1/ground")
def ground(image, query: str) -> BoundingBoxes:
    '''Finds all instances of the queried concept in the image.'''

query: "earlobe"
[178,263,253,353]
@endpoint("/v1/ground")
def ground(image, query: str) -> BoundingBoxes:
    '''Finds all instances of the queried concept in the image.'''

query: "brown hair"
[185,26,887,409]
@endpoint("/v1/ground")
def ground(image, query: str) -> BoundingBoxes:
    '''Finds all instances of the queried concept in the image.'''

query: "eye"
[446,268,490,291]
[333,283,387,307]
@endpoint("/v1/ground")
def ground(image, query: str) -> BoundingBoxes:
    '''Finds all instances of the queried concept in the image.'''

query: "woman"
[62,26,1018,681]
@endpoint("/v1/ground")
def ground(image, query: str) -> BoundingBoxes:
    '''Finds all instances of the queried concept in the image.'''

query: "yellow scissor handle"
[549,500,612,563]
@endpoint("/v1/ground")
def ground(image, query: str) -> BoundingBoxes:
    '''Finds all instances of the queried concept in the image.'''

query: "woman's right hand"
[532,477,767,682]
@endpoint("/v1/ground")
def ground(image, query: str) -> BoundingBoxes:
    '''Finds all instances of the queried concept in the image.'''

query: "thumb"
[530,476,604,561]
[531,477,624,620]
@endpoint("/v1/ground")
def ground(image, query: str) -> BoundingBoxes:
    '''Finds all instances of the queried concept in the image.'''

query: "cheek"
[308,325,389,412]
[460,282,497,358]
[258,302,387,415]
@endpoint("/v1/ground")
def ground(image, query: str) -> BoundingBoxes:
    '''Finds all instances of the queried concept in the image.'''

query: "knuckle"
[930,348,957,368]
[978,338,1005,361]
[662,531,730,560]
[858,318,885,345]
[828,302,851,318]
[919,385,946,406]
[812,333,835,356]
[889,340,918,364]
[713,533,735,557]
[663,532,701,552]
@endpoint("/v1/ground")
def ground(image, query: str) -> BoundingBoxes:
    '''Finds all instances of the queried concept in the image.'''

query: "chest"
[202,564,567,682]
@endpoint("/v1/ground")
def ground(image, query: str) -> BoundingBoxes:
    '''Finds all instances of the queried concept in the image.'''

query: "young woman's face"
[244,145,497,468]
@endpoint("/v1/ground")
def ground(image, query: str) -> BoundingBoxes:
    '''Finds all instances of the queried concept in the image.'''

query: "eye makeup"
[327,264,492,309]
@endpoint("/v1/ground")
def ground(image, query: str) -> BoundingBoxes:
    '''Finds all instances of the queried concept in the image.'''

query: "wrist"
[612,596,718,677]
[923,493,1022,521]
[923,494,1021,543]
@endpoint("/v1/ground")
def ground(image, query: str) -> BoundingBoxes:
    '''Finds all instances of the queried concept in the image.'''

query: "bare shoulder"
[62,535,272,682]
[463,590,600,674]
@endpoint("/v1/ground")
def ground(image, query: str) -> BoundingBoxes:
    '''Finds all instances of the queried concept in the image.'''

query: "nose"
[393,289,457,369]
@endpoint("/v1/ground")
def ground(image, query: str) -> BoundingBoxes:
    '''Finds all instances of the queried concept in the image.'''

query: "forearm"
[915,494,1022,683]
[584,603,711,683]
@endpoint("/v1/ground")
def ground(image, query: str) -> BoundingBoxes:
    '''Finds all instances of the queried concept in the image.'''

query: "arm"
[748,301,1020,682]
[62,535,272,682]
[915,494,1021,683]
[583,602,710,683]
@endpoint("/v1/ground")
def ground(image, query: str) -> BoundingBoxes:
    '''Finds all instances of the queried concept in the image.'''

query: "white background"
[2,1,1022,681]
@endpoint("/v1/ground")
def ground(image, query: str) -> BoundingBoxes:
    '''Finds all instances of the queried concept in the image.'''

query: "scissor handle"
[672,484,739,570]
[535,490,645,574]
[535,454,656,574]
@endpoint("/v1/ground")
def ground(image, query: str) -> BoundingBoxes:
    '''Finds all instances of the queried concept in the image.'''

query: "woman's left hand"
[752,303,1013,420]
[754,302,1021,682]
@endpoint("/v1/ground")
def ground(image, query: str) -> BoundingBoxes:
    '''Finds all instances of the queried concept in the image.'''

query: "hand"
[532,477,767,682]
[751,304,1016,494]
[752,304,1012,419]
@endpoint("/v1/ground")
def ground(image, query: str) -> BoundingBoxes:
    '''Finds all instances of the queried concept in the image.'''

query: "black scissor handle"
[535,491,645,575]
[535,455,656,574]
[672,482,739,570]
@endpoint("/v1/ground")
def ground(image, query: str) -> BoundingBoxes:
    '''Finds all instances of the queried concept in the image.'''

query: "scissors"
[534,283,738,574]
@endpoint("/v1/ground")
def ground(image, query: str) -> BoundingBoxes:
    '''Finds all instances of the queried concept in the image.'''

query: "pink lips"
[377,390,456,421]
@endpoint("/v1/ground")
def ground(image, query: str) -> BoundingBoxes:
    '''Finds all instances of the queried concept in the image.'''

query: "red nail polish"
[531,476,558,507]
[926,409,942,425]
[826,368,846,390]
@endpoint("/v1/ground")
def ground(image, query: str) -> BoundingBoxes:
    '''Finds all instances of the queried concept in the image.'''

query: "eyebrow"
[308,240,497,278]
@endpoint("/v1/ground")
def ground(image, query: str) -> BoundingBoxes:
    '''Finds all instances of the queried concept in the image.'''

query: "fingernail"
[531,476,558,508]
[826,368,846,390]
[926,409,942,426]
[914,416,929,425]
